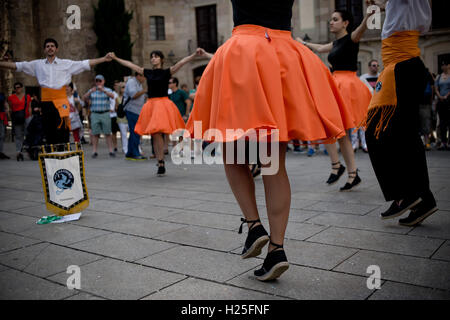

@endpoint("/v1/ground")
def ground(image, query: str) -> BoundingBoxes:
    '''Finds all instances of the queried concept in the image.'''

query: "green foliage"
[93,0,133,88]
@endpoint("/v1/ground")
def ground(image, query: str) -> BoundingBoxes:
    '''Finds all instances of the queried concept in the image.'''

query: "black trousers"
[40,101,70,145]
[437,99,450,144]
[366,57,435,203]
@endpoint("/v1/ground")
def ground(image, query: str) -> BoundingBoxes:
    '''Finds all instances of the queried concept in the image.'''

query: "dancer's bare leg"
[338,136,357,183]
[325,142,342,174]
[262,142,291,250]
[223,143,260,229]
[152,133,165,163]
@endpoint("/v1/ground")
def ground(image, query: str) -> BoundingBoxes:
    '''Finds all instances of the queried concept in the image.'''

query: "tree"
[93,0,133,88]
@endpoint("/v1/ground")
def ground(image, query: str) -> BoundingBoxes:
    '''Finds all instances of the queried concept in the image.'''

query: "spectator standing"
[8,82,31,161]
[115,82,129,154]
[435,60,450,150]
[123,72,147,161]
[0,93,9,159]
[82,75,116,158]
[110,81,120,152]
[169,77,192,122]
[419,68,435,150]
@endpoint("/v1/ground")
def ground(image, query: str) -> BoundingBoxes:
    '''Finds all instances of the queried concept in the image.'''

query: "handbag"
[12,95,27,125]
[117,96,131,118]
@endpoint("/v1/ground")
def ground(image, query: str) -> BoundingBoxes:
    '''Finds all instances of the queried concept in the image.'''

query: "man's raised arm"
[0,61,17,70]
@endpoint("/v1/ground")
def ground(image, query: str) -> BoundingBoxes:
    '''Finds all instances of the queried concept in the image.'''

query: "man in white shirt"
[0,38,112,146]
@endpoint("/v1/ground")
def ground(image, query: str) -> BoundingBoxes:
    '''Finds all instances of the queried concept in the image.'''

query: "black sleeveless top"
[231,0,294,31]
[143,68,171,98]
[328,34,359,72]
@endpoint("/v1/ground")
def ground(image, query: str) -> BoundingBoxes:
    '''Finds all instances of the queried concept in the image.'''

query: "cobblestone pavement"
[0,139,449,300]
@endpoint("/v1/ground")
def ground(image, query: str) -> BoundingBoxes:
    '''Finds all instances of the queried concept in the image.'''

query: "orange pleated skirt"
[134,97,186,136]
[332,71,372,128]
[186,24,353,143]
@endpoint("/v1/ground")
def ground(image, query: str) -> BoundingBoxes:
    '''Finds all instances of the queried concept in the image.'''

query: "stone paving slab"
[65,292,106,300]
[407,211,450,240]
[68,210,128,228]
[160,210,241,231]
[334,250,450,291]
[369,281,450,300]
[91,191,147,202]
[86,199,140,214]
[19,224,111,246]
[48,258,186,300]
[7,204,61,218]
[307,227,444,258]
[0,214,38,234]
[112,204,182,220]
[0,269,75,300]
[304,201,380,215]
[0,243,102,278]
[0,232,41,253]
[97,217,187,239]
[0,189,45,203]
[0,199,41,212]
[69,233,177,262]
[143,277,284,300]
[130,195,207,210]
[227,264,372,300]
[137,246,262,283]
[281,239,358,270]
[306,212,414,235]
[432,241,450,262]
[284,222,328,241]
[154,225,243,252]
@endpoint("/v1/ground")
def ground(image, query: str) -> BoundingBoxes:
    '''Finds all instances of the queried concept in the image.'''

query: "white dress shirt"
[382,0,432,40]
[15,57,91,89]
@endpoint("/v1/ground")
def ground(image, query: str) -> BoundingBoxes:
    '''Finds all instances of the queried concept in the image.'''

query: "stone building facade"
[1,0,449,97]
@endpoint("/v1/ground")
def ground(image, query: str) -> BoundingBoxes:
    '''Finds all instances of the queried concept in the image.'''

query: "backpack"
[117,96,131,118]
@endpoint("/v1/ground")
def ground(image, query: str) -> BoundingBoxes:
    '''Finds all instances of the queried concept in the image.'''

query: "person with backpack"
[7,82,31,161]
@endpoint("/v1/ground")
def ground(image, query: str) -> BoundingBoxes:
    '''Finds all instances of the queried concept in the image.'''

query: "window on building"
[196,5,218,53]
[334,0,364,30]
[150,16,165,41]
[431,0,450,30]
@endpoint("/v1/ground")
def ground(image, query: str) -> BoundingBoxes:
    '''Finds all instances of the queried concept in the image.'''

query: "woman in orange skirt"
[186,0,350,281]
[301,8,374,191]
[110,50,201,176]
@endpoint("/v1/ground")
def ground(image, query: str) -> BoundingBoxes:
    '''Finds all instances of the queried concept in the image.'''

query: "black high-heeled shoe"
[326,161,346,185]
[239,218,269,259]
[254,241,289,281]
[340,170,361,192]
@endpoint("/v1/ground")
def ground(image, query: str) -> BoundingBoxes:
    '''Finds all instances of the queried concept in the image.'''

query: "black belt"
[91,111,109,114]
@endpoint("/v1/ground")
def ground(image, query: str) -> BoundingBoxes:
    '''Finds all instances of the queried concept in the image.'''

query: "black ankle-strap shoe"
[339,170,362,192]
[157,161,166,177]
[327,162,346,185]
[254,241,289,281]
[239,218,269,259]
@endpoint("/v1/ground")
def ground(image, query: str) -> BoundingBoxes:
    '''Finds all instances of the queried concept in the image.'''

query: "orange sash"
[41,87,71,130]
[362,31,421,138]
